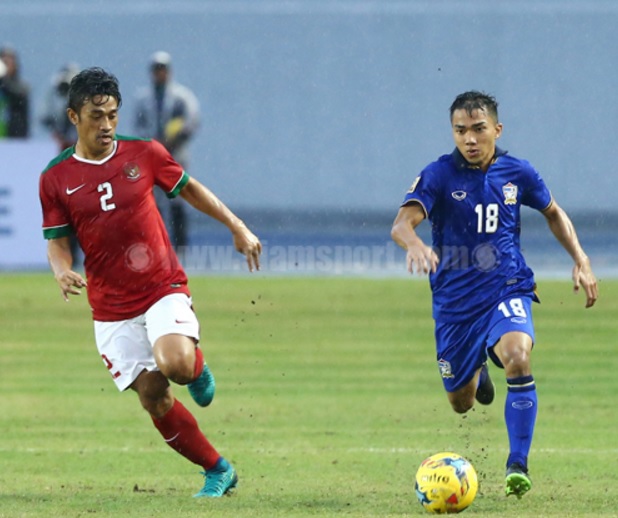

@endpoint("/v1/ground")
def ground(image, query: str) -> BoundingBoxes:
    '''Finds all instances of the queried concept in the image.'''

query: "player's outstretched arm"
[391,203,439,275]
[180,177,262,272]
[542,200,598,308]
[47,237,87,301]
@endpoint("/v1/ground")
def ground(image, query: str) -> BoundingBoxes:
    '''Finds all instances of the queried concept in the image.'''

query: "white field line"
[1,446,616,455]
[348,447,618,455]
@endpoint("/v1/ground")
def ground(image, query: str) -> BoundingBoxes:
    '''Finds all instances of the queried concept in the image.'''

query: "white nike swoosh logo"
[164,433,180,443]
[66,184,86,195]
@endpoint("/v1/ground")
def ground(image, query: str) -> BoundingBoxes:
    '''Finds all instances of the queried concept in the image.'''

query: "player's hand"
[55,270,87,302]
[232,224,262,272]
[572,258,597,308]
[406,244,439,275]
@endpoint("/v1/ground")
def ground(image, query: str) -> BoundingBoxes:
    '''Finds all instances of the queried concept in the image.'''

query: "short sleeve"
[520,162,552,211]
[149,139,189,198]
[400,167,441,218]
[39,170,72,239]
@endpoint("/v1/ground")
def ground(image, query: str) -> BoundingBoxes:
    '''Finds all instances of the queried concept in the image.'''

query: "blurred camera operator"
[0,45,30,138]
[41,63,80,151]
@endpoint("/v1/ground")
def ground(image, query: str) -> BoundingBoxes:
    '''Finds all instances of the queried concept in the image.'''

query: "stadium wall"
[1,1,615,271]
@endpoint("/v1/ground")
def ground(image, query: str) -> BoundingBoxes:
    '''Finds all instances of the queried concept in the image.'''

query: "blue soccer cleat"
[193,457,238,498]
[505,463,532,498]
[187,363,215,407]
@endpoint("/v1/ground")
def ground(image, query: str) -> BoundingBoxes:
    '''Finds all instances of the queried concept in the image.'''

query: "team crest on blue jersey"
[502,182,518,205]
[123,162,141,181]
[438,358,454,379]
[407,175,421,193]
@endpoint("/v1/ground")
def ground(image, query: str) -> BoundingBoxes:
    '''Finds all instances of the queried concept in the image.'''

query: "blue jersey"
[402,147,552,323]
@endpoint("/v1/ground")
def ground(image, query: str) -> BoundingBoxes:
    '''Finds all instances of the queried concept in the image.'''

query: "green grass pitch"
[0,273,616,517]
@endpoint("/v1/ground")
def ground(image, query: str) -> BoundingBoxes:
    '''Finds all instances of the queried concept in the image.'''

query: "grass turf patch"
[0,274,616,517]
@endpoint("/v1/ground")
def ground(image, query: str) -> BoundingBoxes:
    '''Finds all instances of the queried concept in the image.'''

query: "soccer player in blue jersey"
[391,91,598,498]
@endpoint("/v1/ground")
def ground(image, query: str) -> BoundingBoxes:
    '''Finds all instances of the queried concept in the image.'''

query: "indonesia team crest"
[502,182,518,205]
[123,162,141,181]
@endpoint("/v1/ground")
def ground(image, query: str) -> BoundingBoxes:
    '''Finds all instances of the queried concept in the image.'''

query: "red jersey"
[40,136,191,321]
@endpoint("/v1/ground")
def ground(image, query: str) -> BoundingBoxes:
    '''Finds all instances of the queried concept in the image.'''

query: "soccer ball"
[414,452,478,514]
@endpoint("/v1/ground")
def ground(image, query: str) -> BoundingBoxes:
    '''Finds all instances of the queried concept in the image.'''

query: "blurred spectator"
[40,62,82,267]
[41,63,79,151]
[134,51,200,250]
[0,45,30,138]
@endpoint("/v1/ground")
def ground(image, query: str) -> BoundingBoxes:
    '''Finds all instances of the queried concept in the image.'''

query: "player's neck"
[74,140,117,162]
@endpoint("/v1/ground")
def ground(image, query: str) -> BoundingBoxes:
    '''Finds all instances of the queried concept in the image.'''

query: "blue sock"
[504,375,537,469]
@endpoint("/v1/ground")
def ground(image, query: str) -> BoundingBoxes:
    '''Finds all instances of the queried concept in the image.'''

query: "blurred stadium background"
[1,0,616,277]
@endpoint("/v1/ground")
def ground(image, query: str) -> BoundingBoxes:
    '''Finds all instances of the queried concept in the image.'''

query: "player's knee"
[495,334,532,376]
[450,399,474,414]
[447,391,475,414]
[159,355,194,384]
[153,335,195,383]
[500,348,531,377]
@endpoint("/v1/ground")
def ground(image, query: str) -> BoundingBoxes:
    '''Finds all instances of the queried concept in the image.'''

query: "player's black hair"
[67,67,123,113]
[450,91,499,122]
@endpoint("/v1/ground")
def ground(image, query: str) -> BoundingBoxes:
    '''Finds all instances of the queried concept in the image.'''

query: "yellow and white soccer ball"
[415,452,478,514]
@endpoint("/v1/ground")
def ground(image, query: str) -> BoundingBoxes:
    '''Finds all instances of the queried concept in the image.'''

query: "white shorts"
[94,293,200,391]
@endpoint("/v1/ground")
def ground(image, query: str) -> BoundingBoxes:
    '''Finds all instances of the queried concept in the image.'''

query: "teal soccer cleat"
[505,463,532,498]
[187,363,215,407]
[193,457,238,498]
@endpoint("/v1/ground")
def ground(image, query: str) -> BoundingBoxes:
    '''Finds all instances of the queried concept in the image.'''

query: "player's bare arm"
[180,177,262,271]
[542,200,598,308]
[47,237,87,301]
[391,203,439,275]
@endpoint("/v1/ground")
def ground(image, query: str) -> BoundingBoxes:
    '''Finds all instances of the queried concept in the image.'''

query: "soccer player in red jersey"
[39,67,261,497]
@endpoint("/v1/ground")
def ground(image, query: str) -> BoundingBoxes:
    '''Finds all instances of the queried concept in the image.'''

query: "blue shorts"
[434,294,536,393]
